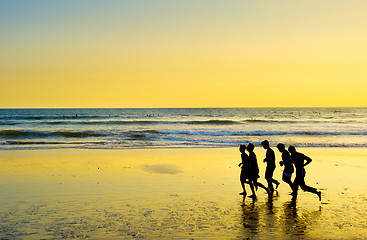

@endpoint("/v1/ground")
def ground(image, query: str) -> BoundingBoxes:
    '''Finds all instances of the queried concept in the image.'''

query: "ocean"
[0,108,366,150]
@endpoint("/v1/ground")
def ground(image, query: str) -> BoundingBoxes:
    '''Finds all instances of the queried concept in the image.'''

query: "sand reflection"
[240,197,259,235]
[141,164,182,174]
[239,195,323,239]
[240,195,279,235]
[264,195,279,232]
[281,200,322,237]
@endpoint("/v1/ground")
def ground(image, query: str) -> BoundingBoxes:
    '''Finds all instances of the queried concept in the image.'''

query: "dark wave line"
[2,118,365,126]
[68,119,241,125]
[0,121,19,126]
[242,119,282,123]
[1,129,366,140]
[2,140,367,149]
[289,131,367,136]
[186,120,239,125]
[156,130,367,136]
[0,130,107,138]
[2,119,241,126]
[0,115,112,121]
[3,140,108,145]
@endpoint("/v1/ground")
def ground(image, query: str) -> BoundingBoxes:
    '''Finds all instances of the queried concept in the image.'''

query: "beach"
[1,147,367,239]
[2,0,367,238]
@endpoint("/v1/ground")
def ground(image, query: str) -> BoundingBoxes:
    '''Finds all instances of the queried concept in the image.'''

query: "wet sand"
[1,147,367,239]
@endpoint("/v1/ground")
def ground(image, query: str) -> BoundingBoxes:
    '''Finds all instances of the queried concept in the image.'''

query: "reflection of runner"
[247,143,269,198]
[276,143,294,191]
[288,146,321,201]
[261,140,280,194]
[238,144,254,197]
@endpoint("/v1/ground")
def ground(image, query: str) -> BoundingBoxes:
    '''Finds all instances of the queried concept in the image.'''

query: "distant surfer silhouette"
[276,143,294,191]
[246,143,269,198]
[261,140,280,194]
[288,146,321,201]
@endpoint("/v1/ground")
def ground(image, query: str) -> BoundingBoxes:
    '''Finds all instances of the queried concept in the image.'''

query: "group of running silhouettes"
[238,140,321,201]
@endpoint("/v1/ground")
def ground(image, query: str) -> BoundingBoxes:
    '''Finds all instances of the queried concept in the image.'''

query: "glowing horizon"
[1,1,366,108]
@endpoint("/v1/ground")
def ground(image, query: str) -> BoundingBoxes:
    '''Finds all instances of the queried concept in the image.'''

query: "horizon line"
[0,106,366,110]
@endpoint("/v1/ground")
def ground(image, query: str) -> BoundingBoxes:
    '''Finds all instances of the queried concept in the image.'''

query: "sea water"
[0,108,366,150]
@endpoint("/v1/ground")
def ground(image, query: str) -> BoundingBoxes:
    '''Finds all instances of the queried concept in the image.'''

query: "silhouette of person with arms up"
[261,140,280,195]
[288,146,321,201]
[238,144,254,197]
[247,143,269,199]
[276,143,294,191]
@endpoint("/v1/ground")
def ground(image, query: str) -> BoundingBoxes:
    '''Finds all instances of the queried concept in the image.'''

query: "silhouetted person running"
[247,143,269,198]
[261,140,280,194]
[288,146,321,201]
[238,144,255,197]
[276,143,294,191]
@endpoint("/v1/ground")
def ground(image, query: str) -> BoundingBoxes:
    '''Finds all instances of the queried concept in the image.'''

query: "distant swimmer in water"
[261,140,280,195]
[276,143,294,191]
[238,144,255,197]
[288,146,321,201]
[246,143,269,199]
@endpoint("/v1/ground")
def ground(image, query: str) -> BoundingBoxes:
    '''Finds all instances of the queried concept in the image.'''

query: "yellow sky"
[1,1,366,108]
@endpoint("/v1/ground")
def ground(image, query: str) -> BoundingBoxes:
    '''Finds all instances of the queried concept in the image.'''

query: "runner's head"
[247,143,255,152]
[276,143,285,152]
[261,140,270,149]
[288,145,296,154]
[239,144,246,153]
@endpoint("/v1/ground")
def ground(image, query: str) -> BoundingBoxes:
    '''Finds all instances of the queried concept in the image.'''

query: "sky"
[1,0,366,108]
